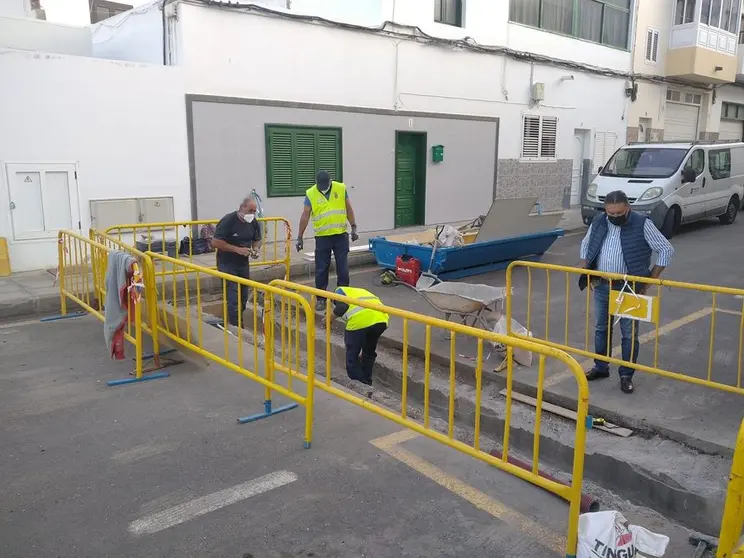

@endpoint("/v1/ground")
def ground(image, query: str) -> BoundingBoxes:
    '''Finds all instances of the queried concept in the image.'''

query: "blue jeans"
[594,282,640,379]
[217,261,250,327]
[315,233,350,292]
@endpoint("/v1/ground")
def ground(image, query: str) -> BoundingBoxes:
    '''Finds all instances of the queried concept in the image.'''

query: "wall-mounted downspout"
[161,0,167,65]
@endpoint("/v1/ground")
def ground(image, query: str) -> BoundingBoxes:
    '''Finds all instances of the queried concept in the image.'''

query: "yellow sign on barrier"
[609,289,659,324]
[718,419,744,558]
[269,278,589,558]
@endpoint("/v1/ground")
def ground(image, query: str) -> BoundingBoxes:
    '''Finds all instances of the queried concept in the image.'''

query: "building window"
[722,102,744,120]
[709,148,731,179]
[700,0,741,32]
[675,0,696,25]
[645,28,660,63]
[434,0,463,27]
[509,0,631,49]
[521,115,558,160]
[666,88,702,104]
[265,125,343,197]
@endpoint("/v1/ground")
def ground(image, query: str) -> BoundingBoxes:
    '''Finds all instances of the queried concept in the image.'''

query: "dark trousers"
[344,322,387,385]
[217,261,250,327]
[593,281,640,379]
[315,233,350,292]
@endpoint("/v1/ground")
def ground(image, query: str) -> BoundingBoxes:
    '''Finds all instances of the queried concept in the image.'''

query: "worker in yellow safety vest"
[296,170,359,311]
[332,286,389,386]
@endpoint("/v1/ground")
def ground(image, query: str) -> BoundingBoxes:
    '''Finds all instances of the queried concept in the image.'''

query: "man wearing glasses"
[212,197,262,327]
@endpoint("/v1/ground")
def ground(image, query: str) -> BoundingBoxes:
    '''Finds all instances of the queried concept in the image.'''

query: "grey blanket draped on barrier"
[104,250,136,358]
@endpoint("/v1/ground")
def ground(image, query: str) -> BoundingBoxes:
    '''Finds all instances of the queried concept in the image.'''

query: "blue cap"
[316,170,330,189]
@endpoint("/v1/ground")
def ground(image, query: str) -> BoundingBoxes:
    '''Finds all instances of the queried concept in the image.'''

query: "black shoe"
[360,378,373,386]
[585,367,610,381]
[620,377,634,394]
[315,299,327,312]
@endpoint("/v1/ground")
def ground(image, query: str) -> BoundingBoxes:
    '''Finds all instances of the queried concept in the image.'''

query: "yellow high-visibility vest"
[306,181,348,237]
[335,286,389,331]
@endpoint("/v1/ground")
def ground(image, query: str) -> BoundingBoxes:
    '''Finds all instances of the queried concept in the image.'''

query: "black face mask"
[608,212,628,226]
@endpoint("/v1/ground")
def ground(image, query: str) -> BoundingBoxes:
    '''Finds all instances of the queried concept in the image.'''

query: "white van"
[581,141,744,238]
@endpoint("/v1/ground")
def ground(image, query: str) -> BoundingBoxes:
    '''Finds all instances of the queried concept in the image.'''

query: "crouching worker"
[332,286,389,386]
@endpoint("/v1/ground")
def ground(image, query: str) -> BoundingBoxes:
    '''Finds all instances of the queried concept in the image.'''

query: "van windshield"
[601,148,688,178]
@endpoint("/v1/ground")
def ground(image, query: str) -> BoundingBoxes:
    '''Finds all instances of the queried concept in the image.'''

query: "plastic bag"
[578,511,669,558]
[436,224,464,247]
[492,316,533,367]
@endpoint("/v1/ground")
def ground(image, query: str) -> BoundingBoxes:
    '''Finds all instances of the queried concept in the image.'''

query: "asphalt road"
[0,316,695,557]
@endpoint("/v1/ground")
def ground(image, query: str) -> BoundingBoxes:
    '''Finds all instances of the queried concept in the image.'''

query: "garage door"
[665,102,699,141]
[719,119,743,141]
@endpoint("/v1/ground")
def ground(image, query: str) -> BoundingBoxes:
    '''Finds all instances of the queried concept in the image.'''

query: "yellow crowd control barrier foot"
[107,372,171,387]
[40,311,87,323]
[236,400,303,446]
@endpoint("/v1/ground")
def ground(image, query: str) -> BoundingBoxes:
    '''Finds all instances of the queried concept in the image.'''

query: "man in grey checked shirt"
[579,190,674,394]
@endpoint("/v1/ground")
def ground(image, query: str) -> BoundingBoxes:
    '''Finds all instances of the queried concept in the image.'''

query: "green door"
[395,132,426,227]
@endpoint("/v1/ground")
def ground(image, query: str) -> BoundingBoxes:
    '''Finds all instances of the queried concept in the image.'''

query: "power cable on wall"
[189,0,736,92]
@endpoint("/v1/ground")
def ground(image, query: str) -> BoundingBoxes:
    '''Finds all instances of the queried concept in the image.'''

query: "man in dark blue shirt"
[212,197,262,327]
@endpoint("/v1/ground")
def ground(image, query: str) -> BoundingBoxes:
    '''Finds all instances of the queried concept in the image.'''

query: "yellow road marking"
[370,430,565,554]
[544,307,714,388]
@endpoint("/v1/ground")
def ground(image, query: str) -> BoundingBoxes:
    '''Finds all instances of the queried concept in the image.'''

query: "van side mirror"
[681,168,696,183]
[597,166,603,173]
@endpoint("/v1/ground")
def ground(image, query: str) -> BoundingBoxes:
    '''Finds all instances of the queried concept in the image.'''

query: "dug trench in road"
[200,297,730,538]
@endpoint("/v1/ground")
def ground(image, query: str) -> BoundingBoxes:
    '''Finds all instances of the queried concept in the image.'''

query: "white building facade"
[628,0,744,143]
[96,0,634,223]
[1,0,637,270]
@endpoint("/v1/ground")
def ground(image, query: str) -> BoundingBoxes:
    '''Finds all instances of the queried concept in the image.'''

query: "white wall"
[0,0,27,18]
[0,48,190,271]
[92,1,163,64]
[380,0,632,72]
[0,15,93,56]
[177,4,627,162]
[42,0,91,25]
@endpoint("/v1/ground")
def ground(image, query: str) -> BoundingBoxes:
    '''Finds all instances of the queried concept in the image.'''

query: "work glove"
[350,225,359,242]
[296,237,304,252]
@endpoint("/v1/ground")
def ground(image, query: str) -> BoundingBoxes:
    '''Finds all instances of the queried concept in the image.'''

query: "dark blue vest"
[585,212,652,277]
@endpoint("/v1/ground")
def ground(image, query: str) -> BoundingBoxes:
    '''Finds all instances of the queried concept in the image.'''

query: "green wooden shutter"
[266,125,343,197]
[266,128,295,196]
[316,129,342,182]
[294,130,318,193]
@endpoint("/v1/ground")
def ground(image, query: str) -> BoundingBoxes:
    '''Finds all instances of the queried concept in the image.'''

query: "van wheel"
[661,207,679,239]
[719,196,739,225]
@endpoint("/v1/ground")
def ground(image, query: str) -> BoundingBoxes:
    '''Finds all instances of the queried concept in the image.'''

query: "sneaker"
[620,377,634,394]
[585,367,610,381]
[315,299,327,312]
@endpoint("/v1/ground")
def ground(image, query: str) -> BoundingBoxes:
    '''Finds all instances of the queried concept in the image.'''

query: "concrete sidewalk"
[0,209,585,321]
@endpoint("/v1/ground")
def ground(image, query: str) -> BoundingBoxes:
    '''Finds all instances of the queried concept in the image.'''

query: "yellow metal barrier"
[269,279,589,558]
[719,419,744,558]
[146,252,314,448]
[104,217,292,281]
[57,230,169,384]
[506,261,744,395]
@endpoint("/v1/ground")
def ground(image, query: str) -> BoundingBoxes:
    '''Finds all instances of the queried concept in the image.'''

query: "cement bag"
[578,511,669,558]
[436,224,464,247]
[492,316,533,367]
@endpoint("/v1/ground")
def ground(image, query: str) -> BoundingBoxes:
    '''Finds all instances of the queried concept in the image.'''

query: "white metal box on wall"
[89,196,174,231]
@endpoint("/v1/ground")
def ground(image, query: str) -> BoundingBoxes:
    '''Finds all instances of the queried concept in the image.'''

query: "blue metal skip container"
[368,229,565,280]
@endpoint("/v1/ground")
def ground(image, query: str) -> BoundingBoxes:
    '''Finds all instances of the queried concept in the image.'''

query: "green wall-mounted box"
[432,144,444,163]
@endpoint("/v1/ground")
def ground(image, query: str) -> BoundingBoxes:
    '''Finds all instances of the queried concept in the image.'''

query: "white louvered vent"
[521,115,558,161]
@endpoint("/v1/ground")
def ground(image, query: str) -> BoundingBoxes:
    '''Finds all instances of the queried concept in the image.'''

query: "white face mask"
[244,213,255,223]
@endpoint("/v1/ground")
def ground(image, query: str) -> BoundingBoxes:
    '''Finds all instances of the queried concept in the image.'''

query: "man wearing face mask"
[579,190,674,394]
[212,197,262,327]
[296,170,358,312]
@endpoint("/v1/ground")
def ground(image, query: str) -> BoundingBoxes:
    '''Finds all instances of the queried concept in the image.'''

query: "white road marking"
[128,470,298,535]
